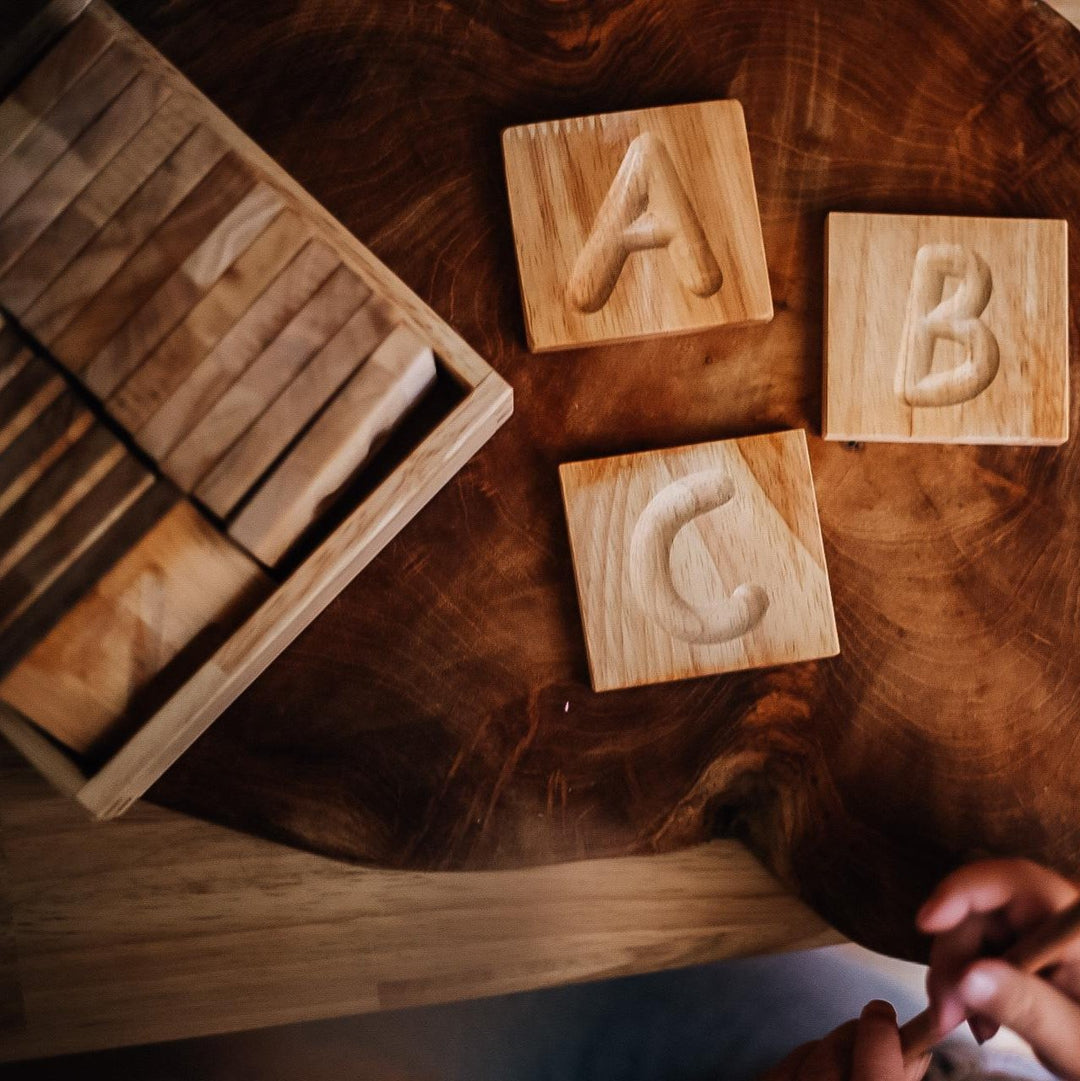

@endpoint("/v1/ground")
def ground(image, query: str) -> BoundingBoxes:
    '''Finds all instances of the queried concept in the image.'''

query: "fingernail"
[961,968,998,1007]
[862,1000,896,1021]
[935,999,965,1034]
[918,896,964,928]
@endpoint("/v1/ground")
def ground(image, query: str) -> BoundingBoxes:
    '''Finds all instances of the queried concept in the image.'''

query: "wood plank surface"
[0,739,837,1062]
[0,357,63,458]
[83,181,284,397]
[0,391,89,516]
[0,92,198,314]
[92,0,1080,968]
[0,479,175,683]
[19,121,226,342]
[137,238,339,458]
[108,206,312,435]
[48,150,257,374]
[0,454,151,632]
[0,501,268,756]
[0,423,122,581]
[0,12,113,165]
[0,41,141,219]
[227,324,437,562]
[165,262,370,492]
[196,294,398,514]
[0,69,172,274]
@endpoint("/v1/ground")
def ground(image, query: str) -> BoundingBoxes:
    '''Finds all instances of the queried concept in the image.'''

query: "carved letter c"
[629,470,768,646]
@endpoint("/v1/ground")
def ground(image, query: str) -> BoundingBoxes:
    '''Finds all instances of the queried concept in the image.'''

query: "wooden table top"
[0,742,836,1061]
[95,0,1080,961]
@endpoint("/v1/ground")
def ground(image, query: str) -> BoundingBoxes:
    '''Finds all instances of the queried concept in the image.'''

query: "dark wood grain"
[72,0,1080,959]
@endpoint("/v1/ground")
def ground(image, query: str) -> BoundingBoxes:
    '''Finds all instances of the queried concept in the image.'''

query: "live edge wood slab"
[38,0,1080,961]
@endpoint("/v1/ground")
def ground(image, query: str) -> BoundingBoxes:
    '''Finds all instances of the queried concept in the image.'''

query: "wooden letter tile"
[20,123,227,344]
[0,500,269,757]
[228,323,437,564]
[82,182,285,397]
[502,101,772,351]
[0,94,199,316]
[0,43,142,220]
[159,259,367,485]
[0,425,124,582]
[136,239,340,462]
[49,151,258,375]
[195,295,398,516]
[0,454,152,632]
[0,15,115,164]
[823,213,1069,444]
[0,71,172,276]
[0,356,65,458]
[107,207,311,435]
[559,430,838,692]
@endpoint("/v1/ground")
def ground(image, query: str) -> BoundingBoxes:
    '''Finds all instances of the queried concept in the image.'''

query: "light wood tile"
[559,430,839,692]
[823,212,1069,444]
[0,480,176,692]
[0,424,123,582]
[20,122,227,343]
[503,101,773,351]
[137,238,339,461]
[0,501,269,756]
[163,261,368,490]
[0,42,141,220]
[0,454,152,633]
[0,70,172,275]
[49,150,257,374]
[109,207,312,434]
[0,397,92,519]
[0,93,199,315]
[0,357,64,458]
[82,182,284,398]
[196,295,399,516]
[228,324,437,563]
[0,14,114,166]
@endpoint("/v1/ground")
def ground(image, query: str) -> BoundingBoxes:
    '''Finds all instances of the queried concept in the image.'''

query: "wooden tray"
[0,2,512,817]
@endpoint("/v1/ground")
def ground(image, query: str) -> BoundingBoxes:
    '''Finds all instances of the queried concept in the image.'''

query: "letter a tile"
[559,430,838,692]
[503,101,773,351]
[823,212,1068,445]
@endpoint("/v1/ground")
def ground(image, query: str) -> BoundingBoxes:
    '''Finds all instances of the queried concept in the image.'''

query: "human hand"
[918,858,1080,1080]
[759,1001,930,1080]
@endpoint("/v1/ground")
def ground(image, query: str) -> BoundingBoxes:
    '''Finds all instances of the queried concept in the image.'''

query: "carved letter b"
[895,243,1000,408]
[567,133,722,313]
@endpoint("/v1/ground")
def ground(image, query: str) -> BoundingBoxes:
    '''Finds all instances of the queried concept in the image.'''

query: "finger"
[757,1040,817,1081]
[958,960,1080,1080]
[968,1015,1000,1044]
[796,1019,856,1080]
[917,860,1079,935]
[927,913,998,1033]
[852,1001,907,1081]
[1052,962,1080,1002]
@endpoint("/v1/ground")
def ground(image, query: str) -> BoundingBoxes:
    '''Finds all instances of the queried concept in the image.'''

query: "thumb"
[957,960,1080,1080]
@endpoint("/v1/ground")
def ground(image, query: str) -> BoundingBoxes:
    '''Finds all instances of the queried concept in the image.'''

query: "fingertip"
[861,999,897,1023]
[917,894,968,931]
[931,991,967,1035]
[959,963,1001,1009]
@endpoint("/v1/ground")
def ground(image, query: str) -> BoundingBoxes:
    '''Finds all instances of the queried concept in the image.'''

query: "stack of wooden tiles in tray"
[0,4,511,804]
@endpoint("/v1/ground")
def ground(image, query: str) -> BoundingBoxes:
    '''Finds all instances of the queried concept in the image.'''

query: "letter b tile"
[824,212,1068,445]
[503,101,773,351]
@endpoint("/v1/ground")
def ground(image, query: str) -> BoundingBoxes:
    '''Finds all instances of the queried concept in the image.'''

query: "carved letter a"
[567,133,723,313]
